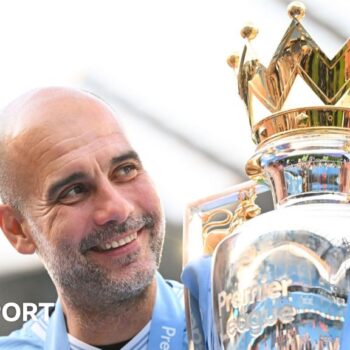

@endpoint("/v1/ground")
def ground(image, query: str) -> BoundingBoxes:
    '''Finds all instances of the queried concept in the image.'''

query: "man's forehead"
[10,128,134,201]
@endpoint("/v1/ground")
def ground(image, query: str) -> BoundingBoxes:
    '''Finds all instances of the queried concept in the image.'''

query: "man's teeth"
[98,232,137,251]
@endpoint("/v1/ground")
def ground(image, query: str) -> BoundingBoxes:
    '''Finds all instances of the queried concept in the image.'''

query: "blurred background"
[0,0,349,335]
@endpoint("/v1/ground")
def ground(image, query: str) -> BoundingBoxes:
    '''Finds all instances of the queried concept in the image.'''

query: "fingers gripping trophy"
[182,2,350,349]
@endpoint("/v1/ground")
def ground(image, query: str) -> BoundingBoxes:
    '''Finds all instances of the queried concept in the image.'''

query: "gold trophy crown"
[228,1,350,149]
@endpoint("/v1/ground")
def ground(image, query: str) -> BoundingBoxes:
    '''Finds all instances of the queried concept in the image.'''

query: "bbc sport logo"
[0,302,54,322]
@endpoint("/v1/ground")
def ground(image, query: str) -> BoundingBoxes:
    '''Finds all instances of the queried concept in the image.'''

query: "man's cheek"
[55,210,91,243]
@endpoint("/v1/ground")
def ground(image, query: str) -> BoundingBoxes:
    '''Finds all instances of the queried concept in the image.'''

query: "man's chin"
[59,262,156,314]
[109,259,157,287]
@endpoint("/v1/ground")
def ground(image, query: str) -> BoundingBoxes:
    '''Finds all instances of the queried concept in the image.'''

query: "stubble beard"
[29,213,165,315]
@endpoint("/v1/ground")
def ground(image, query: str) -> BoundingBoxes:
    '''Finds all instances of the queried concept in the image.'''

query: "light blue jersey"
[0,273,187,350]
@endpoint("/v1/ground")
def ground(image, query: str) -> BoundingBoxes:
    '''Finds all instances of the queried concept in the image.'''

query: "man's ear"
[0,204,36,254]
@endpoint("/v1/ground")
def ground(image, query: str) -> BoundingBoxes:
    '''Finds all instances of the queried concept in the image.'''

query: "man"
[0,87,187,349]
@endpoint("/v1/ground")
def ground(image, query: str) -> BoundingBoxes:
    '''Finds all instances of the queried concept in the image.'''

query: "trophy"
[182,2,350,349]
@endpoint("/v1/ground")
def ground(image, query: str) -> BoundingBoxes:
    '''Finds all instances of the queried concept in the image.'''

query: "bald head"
[0,87,119,137]
[0,87,125,213]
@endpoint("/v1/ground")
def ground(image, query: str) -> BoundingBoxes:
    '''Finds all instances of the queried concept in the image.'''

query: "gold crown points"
[240,24,259,41]
[287,1,306,20]
[227,53,240,69]
[230,1,350,145]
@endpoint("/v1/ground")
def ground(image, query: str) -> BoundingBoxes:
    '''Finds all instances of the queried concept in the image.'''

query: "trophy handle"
[182,180,270,349]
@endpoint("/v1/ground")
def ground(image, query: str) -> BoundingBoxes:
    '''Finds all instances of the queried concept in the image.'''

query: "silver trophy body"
[213,203,348,349]
[212,132,350,349]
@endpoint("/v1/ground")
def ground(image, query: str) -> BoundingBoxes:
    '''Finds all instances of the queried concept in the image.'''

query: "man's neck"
[59,278,157,346]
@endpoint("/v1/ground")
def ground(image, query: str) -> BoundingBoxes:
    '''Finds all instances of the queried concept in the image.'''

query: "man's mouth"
[92,232,138,252]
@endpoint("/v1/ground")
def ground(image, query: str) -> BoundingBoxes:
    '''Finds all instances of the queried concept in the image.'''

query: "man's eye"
[114,164,138,180]
[58,184,87,203]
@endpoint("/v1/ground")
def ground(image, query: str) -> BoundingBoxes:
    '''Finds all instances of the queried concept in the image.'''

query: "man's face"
[10,91,165,311]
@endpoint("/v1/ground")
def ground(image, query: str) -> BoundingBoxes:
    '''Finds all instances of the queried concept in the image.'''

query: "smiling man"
[0,87,187,349]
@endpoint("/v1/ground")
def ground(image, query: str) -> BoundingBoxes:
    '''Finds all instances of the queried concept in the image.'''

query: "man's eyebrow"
[110,150,141,165]
[47,172,87,201]
[46,151,141,201]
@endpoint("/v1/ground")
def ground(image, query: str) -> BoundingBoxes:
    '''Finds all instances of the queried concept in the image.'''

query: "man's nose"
[93,179,135,226]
